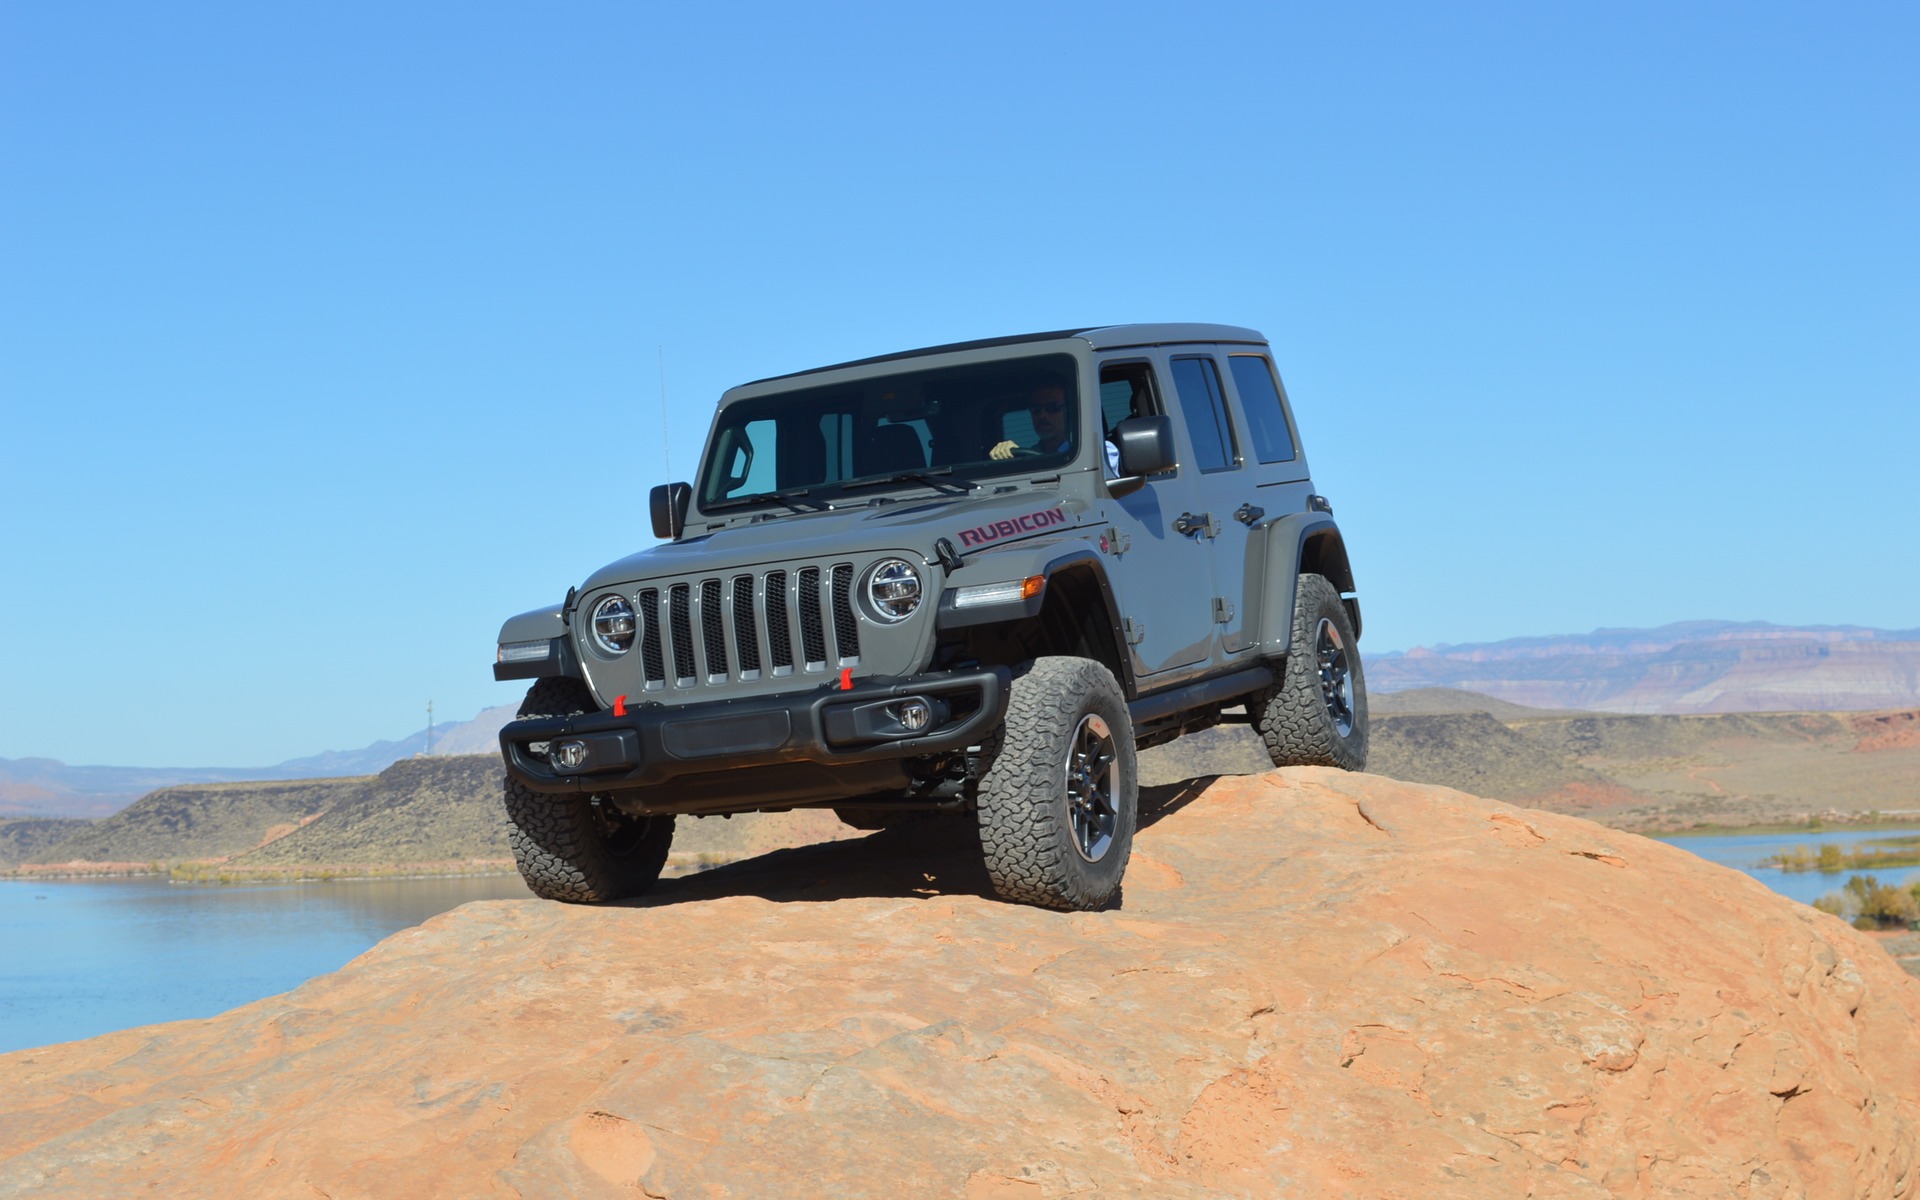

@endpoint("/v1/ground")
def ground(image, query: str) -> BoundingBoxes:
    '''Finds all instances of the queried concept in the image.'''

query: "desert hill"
[31,777,361,867]
[11,754,859,879]
[0,818,93,869]
[0,703,517,821]
[1370,619,1920,713]
[235,756,515,868]
[1141,698,1920,830]
[1368,686,1594,719]
[4,768,1917,1198]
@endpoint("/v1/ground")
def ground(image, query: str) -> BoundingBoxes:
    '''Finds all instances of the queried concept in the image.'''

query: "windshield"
[699,353,1081,509]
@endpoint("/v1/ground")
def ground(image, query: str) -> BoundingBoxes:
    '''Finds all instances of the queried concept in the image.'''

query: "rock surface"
[4,768,1919,1199]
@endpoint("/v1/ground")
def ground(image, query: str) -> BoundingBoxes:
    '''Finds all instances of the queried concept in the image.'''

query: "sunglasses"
[1028,401,1064,415]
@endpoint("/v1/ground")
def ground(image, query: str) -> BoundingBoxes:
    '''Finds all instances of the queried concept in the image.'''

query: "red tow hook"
[839,668,853,691]
[613,694,628,717]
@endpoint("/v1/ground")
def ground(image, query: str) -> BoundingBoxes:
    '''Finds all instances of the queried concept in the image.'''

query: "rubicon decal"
[956,507,1067,548]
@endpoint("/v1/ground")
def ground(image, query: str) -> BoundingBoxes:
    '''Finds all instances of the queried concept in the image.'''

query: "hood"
[579,488,1094,593]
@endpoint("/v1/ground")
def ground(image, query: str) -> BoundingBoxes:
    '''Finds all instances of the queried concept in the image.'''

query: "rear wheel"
[1253,573,1368,770]
[975,657,1137,911]
[502,678,675,903]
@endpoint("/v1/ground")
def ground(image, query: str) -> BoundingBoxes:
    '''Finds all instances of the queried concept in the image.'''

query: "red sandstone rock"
[3,768,1918,1198]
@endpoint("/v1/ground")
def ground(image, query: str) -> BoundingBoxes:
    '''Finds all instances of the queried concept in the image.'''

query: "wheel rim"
[1065,713,1121,863]
[1315,617,1356,738]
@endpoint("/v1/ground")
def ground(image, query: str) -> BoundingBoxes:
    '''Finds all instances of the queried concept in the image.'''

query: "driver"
[989,382,1070,460]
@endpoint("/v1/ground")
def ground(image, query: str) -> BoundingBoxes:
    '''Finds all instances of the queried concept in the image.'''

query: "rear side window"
[1170,356,1237,472]
[1228,355,1297,463]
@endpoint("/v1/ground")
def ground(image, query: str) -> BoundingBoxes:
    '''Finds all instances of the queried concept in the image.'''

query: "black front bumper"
[500,666,1011,796]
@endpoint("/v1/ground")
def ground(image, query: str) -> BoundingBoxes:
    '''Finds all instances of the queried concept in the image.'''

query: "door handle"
[1233,503,1265,526]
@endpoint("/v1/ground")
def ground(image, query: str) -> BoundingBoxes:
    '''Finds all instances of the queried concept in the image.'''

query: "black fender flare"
[934,544,1138,698]
[1254,515,1361,655]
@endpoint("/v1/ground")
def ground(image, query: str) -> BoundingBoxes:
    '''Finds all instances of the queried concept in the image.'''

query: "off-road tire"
[502,678,675,903]
[1254,572,1368,770]
[975,656,1137,911]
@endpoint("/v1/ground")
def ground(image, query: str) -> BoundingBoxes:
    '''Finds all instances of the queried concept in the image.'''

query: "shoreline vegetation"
[1811,874,1920,932]
[1761,835,1920,874]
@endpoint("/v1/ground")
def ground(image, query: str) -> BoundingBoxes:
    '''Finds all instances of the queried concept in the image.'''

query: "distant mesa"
[1370,619,1920,714]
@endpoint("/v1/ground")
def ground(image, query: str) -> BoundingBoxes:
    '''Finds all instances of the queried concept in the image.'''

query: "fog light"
[550,740,589,771]
[897,700,931,732]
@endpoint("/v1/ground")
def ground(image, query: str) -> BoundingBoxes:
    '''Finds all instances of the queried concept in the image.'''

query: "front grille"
[628,560,864,693]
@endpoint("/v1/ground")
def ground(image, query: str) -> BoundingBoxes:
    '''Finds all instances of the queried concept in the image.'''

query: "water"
[1655,828,1920,905]
[0,874,531,1055]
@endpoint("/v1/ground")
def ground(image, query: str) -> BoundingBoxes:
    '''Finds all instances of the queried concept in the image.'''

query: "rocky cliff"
[4,769,1918,1198]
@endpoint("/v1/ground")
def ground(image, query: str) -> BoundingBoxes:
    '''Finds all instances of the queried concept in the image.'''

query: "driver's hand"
[989,439,1019,460]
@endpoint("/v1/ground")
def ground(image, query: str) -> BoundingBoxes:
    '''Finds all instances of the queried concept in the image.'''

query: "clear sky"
[3,2,1915,767]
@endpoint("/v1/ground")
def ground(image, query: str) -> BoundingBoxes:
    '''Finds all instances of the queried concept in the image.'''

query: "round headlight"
[866,558,922,622]
[590,594,636,655]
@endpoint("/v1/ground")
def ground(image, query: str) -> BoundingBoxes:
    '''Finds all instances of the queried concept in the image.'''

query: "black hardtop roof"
[743,323,1266,387]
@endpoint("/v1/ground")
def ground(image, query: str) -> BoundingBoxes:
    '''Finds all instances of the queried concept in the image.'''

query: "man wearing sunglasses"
[989,382,1072,460]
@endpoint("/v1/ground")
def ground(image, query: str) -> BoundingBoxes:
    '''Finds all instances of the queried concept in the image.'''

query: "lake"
[5,828,1918,1056]
[1653,827,1920,905]
[0,874,531,1055]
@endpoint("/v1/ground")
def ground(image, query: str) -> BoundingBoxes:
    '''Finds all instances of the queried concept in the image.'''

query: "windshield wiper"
[707,487,828,514]
[835,469,979,497]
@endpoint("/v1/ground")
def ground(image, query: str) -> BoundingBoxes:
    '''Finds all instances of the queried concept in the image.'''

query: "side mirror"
[1106,416,1176,497]
[650,482,692,540]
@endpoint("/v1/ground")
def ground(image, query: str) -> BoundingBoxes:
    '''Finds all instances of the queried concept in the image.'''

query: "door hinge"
[1173,511,1218,539]
[1122,617,1147,645]
[1212,597,1235,624]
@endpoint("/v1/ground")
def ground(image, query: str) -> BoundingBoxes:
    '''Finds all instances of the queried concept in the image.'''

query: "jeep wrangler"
[493,324,1366,910]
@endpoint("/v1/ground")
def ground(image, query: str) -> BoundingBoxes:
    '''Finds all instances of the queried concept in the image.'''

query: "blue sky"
[3,2,1915,767]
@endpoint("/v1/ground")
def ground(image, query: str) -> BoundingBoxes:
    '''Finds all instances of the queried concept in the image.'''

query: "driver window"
[1098,361,1159,431]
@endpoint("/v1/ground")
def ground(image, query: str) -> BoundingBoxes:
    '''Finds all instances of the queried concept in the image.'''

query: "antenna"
[425,700,434,756]
[658,345,671,479]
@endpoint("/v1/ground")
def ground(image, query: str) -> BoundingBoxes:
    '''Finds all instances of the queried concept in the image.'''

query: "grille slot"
[700,579,727,679]
[765,571,792,670]
[669,584,696,684]
[830,564,859,661]
[798,567,827,667]
[732,574,760,674]
[638,588,665,686]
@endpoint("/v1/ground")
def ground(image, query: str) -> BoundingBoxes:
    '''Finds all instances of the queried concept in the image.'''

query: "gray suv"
[494,324,1366,910]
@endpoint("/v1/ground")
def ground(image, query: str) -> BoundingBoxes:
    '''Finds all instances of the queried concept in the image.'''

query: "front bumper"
[499,666,1011,795]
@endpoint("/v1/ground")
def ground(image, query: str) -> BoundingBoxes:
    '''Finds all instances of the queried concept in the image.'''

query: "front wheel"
[1252,573,1368,770]
[502,679,675,903]
[975,657,1137,911]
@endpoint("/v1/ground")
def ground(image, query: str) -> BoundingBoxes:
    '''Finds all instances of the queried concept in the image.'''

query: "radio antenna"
[658,345,671,479]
